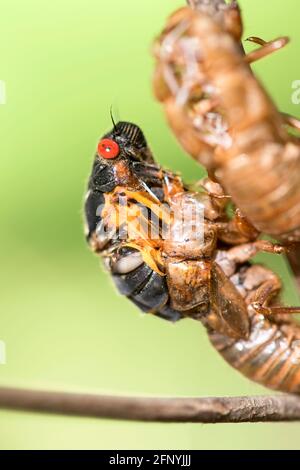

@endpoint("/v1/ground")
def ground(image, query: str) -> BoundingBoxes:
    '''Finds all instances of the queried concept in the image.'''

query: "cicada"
[84,121,300,394]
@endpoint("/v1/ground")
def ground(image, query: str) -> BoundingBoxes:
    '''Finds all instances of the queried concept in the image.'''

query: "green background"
[0,0,300,450]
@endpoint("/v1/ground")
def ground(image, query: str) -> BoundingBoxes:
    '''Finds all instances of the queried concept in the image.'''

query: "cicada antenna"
[110,105,117,131]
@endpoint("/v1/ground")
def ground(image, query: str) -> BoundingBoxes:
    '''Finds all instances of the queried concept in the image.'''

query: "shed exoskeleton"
[153,3,300,243]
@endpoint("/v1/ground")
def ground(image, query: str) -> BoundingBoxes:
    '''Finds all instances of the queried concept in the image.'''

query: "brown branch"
[1,386,300,423]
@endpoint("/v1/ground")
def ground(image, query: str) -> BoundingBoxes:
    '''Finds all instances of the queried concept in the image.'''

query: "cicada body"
[84,122,182,321]
[84,121,300,394]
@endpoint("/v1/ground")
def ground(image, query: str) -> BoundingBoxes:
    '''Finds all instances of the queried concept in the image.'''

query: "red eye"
[98,138,120,159]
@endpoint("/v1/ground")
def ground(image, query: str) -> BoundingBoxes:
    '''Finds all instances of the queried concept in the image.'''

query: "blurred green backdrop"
[0,0,300,450]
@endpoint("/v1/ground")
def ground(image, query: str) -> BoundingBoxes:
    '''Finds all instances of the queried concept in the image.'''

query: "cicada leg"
[217,209,260,245]
[249,271,300,316]
[225,240,285,265]
[197,177,229,200]
[193,178,260,244]
[281,112,300,132]
[245,36,289,64]
[190,177,230,223]
[223,244,300,316]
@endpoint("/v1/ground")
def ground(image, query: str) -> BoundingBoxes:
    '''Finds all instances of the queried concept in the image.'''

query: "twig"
[1,386,300,423]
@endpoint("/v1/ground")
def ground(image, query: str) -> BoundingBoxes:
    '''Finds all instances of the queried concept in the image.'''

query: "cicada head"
[97,121,154,164]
